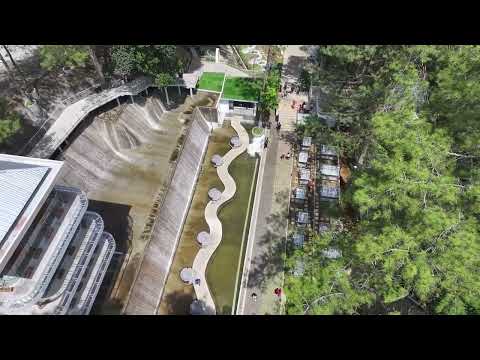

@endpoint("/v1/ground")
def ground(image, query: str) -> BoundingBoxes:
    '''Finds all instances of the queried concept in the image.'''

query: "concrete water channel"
[51,88,218,314]
[158,121,258,315]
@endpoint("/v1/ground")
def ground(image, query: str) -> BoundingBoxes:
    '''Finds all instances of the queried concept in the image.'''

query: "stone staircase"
[278,99,297,132]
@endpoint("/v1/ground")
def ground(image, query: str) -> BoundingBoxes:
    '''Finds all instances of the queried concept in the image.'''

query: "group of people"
[281,82,300,98]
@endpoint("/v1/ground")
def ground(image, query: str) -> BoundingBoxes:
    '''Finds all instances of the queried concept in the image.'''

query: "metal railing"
[54,212,104,314]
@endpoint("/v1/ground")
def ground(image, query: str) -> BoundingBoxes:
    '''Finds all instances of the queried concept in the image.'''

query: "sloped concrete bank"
[124,109,211,314]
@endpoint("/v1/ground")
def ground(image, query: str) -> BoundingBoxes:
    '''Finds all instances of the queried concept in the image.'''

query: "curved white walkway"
[191,119,249,314]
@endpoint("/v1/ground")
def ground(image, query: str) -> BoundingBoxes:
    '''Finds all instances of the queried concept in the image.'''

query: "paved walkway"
[236,45,309,315]
[191,119,249,314]
[29,77,153,159]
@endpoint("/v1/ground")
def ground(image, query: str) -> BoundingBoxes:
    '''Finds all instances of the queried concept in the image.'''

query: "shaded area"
[246,189,290,291]
[86,200,132,315]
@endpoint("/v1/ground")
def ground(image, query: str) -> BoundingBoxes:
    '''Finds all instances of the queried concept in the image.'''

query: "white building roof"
[302,137,312,148]
[297,212,309,224]
[0,154,63,272]
[320,164,340,178]
[299,169,311,181]
[0,163,49,242]
[294,187,307,200]
[298,151,309,163]
[320,145,337,157]
[322,248,342,259]
[292,233,305,247]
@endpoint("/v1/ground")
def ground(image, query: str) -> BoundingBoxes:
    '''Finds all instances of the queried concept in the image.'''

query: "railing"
[59,83,101,107]
[54,212,104,314]
[11,187,88,308]
[81,233,115,315]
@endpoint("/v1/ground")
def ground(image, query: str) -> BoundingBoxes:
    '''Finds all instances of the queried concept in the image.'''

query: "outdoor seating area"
[287,136,316,267]
[287,136,342,276]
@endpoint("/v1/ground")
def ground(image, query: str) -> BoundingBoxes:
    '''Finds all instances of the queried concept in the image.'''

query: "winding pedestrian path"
[191,118,249,314]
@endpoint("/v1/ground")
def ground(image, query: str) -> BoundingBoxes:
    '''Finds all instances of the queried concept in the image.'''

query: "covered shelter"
[320,164,340,178]
[320,144,337,159]
[293,187,307,203]
[322,248,342,259]
[296,211,310,225]
[319,178,340,200]
[302,137,312,149]
[298,151,309,165]
[299,168,311,185]
[292,233,305,248]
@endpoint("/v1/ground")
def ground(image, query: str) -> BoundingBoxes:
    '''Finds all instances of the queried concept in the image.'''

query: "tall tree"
[87,45,106,87]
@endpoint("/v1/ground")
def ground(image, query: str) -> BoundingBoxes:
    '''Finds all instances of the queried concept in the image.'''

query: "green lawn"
[197,72,225,92]
[222,77,262,102]
[206,151,258,315]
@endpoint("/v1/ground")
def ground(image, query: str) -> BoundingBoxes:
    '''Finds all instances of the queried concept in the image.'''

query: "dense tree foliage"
[39,45,90,71]
[287,45,480,315]
[0,98,21,146]
[39,45,182,88]
[258,67,280,114]
[111,45,182,86]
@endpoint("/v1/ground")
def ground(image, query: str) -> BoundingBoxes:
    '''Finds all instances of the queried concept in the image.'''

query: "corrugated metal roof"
[298,151,309,163]
[0,161,49,242]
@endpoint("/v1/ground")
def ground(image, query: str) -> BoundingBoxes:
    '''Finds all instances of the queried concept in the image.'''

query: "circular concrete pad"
[208,188,222,201]
[230,136,241,148]
[197,231,212,247]
[180,267,195,284]
[211,154,223,167]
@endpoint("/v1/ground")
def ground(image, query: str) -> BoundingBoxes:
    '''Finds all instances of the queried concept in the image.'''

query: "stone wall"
[124,110,211,314]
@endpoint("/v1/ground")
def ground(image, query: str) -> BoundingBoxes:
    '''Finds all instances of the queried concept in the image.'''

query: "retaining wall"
[124,109,211,314]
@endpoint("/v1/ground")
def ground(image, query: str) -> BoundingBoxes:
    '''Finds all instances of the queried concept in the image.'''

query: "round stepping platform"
[208,188,222,201]
[230,136,241,148]
[180,267,196,285]
[197,231,212,247]
[211,154,224,167]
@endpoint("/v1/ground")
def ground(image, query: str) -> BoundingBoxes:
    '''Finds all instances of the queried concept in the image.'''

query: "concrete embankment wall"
[124,109,211,314]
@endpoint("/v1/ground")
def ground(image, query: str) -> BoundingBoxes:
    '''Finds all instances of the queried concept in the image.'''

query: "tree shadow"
[246,188,292,291]
[160,289,195,315]
[282,55,307,82]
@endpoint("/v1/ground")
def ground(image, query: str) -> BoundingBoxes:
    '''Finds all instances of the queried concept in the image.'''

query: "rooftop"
[299,169,311,181]
[320,164,340,178]
[320,145,337,157]
[298,151,309,163]
[302,137,312,148]
[222,76,261,102]
[197,72,225,92]
[0,154,63,272]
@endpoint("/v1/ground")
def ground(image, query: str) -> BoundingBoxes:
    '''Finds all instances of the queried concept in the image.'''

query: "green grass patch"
[222,76,262,102]
[197,72,225,92]
[206,151,257,315]
[157,125,235,314]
